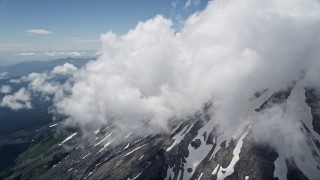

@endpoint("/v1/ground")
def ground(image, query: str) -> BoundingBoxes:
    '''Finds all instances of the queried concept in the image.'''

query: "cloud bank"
[51,0,320,134]
[15,51,86,57]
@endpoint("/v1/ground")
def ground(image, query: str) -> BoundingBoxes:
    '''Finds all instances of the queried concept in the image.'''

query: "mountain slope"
[2,81,320,180]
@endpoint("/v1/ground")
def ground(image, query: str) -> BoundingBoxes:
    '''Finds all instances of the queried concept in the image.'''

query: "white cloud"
[14,51,86,57]
[8,78,22,84]
[26,29,52,35]
[15,52,38,56]
[52,63,78,75]
[51,0,320,138]
[43,51,85,57]
[171,0,179,8]
[64,51,86,56]
[26,73,59,95]
[93,51,101,57]
[184,0,201,8]
[0,85,12,94]
[43,52,56,56]
[0,88,32,110]
[0,72,8,80]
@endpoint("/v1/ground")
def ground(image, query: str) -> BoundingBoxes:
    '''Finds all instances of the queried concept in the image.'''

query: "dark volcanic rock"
[191,139,201,149]
[286,158,309,180]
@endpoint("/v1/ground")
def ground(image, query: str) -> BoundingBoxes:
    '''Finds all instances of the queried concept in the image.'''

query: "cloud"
[171,0,179,8]
[15,52,37,56]
[0,85,12,94]
[14,51,86,57]
[0,72,8,80]
[184,0,201,8]
[43,51,85,57]
[93,51,101,57]
[26,29,52,35]
[9,72,70,103]
[52,63,77,75]
[25,73,60,95]
[0,88,32,110]
[8,78,22,84]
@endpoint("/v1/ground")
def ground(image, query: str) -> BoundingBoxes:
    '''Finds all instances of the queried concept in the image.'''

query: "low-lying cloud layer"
[15,51,86,57]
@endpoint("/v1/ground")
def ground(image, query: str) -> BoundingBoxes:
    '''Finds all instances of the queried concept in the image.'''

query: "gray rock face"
[2,84,320,180]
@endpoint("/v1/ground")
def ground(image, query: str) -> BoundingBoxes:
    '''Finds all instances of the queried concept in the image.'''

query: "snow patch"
[212,164,220,175]
[165,165,175,180]
[127,172,142,180]
[96,142,111,154]
[124,144,147,156]
[59,133,77,146]
[183,118,216,179]
[94,128,100,135]
[287,82,320,179]
[82,152,91,159]
[49,123,58,128]
[133,139,142,144]
[67,168,73,172]
[170,121,184,134]
[167,119,200,152]
[197,172,203,180]
[124,143,130,149]
[94,132,113,146]
[166,125,189,152]
[125,132,132,139]
[274,153,287,180]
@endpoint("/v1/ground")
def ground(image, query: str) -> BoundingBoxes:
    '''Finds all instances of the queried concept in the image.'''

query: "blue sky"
[0,0,207,65]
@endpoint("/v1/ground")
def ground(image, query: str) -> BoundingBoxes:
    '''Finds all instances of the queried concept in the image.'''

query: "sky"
[0,0,207,65]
